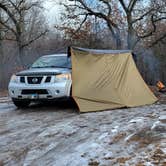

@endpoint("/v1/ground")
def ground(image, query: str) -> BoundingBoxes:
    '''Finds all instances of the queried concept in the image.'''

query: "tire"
[12,99,30,108]
[70,86,72,96]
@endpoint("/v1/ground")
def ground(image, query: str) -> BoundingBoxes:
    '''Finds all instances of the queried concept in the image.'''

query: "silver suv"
[8,54,72,108]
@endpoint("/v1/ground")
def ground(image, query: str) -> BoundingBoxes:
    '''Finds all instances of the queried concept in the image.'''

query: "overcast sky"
[44,0,71,27]
[44,0,61,26]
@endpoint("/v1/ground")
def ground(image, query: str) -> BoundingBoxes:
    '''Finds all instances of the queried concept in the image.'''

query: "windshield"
[31,56,71,68]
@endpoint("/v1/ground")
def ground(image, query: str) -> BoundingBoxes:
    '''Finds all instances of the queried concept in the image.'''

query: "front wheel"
[12,99,31,108]
[70,86,72,96]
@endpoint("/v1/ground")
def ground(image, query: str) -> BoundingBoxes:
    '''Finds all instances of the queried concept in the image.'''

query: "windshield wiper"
[31,66,46,68]
[31,66,71,69]
[45,66,71,69]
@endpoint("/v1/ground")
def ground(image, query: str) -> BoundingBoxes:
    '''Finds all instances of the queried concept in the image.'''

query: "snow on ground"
[0,98,166,166]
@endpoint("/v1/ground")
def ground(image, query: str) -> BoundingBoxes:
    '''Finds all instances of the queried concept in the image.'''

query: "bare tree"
[0,0,49,89]
[0,0,48,66]
[58,0,166,49]
[130,0,166,48]
[58,0,122,49]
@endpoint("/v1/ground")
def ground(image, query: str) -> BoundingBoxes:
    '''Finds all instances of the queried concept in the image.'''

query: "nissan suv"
[8,54,72,108]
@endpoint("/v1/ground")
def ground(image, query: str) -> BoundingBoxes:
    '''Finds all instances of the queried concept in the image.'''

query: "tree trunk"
[107,23,122,49]
[16,11,25,68]
[127,14,137,50]
[111,29,122,49]
[115,31,122,49]
[16,35,24,68]
[18,45,24,67]
[127,27,136,49]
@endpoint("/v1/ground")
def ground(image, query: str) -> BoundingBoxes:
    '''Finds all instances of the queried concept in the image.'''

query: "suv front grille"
[20,77,25,83]
[21,89,48,95]
[45,76,51,83]
[27,77,43,84]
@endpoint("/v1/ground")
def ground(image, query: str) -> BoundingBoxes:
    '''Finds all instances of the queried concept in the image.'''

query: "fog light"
[56,90,60,94]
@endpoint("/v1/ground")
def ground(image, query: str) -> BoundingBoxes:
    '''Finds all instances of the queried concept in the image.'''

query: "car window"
[31,56,71,68]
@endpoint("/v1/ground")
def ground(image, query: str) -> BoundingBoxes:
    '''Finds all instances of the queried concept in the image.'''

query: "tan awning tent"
[70,47,158,113]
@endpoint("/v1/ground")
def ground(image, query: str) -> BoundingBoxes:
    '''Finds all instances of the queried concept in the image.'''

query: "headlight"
[55,73,71,82]
[10,75,19,83]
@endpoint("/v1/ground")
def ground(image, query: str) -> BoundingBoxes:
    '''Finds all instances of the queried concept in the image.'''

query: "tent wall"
[71,48,158,112]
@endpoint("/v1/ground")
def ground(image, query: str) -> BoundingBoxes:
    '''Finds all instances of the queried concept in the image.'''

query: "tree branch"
[154,17,166,22]
[132,8,155,23]
[21,29,48,48]
[76,0,118,28]
[119,0,128,12]
[0,2,18,26]
[99,0,112,16]
[128,0,137,11]
[8,0,20,13]
[70,14,89,38]
[138,14,156,38]
[149,33,166,47]
[0,19,16,35]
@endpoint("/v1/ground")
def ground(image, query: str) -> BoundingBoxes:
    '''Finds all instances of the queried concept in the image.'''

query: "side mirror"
[26,64,31,69]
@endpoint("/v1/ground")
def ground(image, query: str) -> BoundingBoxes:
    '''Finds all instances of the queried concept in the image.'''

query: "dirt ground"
[0,91,166,166]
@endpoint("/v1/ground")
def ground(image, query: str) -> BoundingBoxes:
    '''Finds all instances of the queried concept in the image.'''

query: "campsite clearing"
[0,92,166,166]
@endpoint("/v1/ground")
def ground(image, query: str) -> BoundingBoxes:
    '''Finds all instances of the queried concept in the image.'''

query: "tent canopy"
[70,47,158,112]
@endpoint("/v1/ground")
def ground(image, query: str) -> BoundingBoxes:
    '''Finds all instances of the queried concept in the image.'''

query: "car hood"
[16,68,71,76]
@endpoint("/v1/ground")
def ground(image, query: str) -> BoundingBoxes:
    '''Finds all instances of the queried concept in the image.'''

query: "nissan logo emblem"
[32,78,38,83]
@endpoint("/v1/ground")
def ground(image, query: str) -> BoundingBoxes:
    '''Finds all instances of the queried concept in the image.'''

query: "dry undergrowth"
[0,160,4,166]
[109,132,126,144]
[116,157,132,164]
[150,148,166,165]
[88,159,100,166]
[0,90,8,97]
[126,128,162,148]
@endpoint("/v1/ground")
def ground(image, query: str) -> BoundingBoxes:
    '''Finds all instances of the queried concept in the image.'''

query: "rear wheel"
[12,99,30,108]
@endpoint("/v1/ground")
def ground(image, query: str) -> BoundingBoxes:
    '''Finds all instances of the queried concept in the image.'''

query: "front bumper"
[8,81,71,100]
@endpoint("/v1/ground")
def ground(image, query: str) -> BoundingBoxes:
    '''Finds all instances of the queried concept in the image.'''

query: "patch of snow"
[104,152,113,158]
[98,132,109,140]
[159,115,166,123]
[144,162,155,166]
[129,117,148,123]
[111,126,119,133]
[124,133,135,142]
[24,142,59,166]
[151,121,161,130]
[53,153,89,166]
[151,121,166,133]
